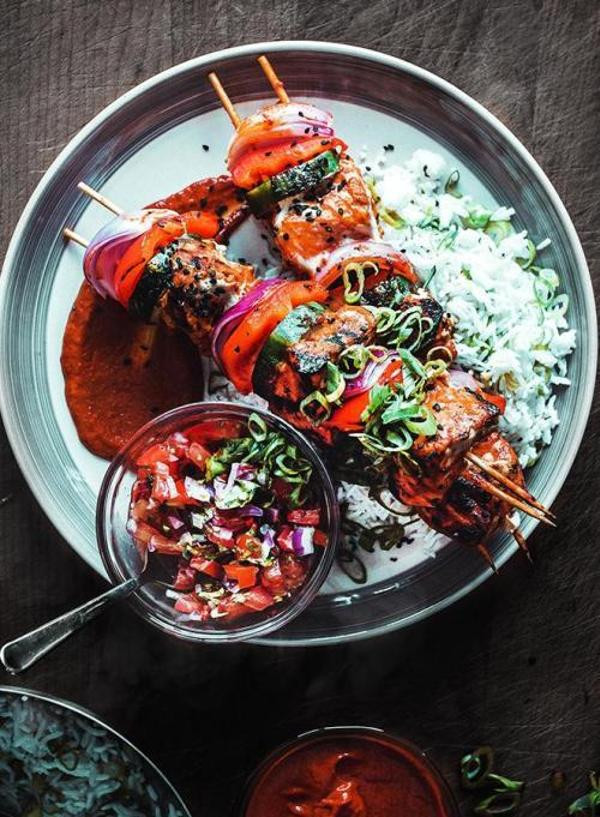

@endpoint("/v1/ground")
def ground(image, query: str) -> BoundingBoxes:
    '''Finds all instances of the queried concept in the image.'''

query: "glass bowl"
[96,401,339,643]
[238,725,459,816]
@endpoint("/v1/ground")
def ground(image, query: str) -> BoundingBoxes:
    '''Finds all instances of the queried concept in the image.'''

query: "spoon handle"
[0,577,139,674]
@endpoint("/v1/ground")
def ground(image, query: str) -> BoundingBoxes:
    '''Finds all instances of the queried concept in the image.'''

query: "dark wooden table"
[1,1,599,814]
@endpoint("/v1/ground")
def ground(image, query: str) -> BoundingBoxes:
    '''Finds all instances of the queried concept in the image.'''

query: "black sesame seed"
[202,144,209,151]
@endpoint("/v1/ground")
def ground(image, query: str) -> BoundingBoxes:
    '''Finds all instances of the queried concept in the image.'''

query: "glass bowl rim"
[236,724,460,816]
[96,400,340,643]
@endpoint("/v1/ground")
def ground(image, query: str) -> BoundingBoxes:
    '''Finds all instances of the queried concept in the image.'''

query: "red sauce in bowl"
[61,283,204,459]
[243,729,457,817]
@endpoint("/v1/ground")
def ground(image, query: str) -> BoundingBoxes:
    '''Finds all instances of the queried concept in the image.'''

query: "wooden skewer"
[477,543,498,574]
[476,475,555,527]
[63,228,89,247]
[207,72,241,129]
[506,518,532,562]
[77,181,123,215]
[466,451,555,520]
[257,55,289,104]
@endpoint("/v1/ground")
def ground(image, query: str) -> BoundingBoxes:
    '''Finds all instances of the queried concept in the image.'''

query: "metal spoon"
[0,535,170,674]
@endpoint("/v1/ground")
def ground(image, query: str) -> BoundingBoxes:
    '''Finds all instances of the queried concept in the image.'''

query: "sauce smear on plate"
[61,282,204,459]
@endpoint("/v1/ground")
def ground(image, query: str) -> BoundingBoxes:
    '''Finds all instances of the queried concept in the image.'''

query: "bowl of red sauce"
[97,402,339,642]
[240,726,459,817]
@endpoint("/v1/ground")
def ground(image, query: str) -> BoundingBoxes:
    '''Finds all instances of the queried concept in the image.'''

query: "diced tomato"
[231,137,346,189]
[174,593,208,617]
[243,586,275,611]
[313,530,328,548]
[113,215,186,307]
[235,531,263,560]
[205,524,235,548]
[166,432,189,459]
[279,553,308,592]
[287,508,321,525]
[174,565,197,591]
[136,443,174,468]
[221,280,328,394]
[149,535,183,556]
[261,560,286,596]
[186,419,245,444]
[190,558,224,579]
[276,526,295,553]
[217,597,251,621]
[224,563,259,589]
[188,442,211,469]
[327,359,404,432]
[271,477,293,501]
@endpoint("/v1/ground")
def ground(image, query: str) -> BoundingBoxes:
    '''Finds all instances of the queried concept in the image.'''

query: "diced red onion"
[210,277,283,366]
[184,477,212,503]
[265,507,280,524]
[292,526,315,556]
[167,514,185,531]
[237,504,264,517]
[83,209,177,302]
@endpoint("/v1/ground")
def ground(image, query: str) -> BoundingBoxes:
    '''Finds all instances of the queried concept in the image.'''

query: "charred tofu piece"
[412,368,500,473]
[289,305,376,376]
[391,368,501,507]
[270,156,379,277]
[418,432,524,545]
[268,305,376,408]
[157,237,254,354]
[362,282,456,361]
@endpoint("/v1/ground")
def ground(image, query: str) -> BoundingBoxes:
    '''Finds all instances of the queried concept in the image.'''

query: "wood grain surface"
[1,1,599,814]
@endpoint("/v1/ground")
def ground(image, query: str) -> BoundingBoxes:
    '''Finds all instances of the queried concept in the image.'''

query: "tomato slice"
[232,137,346,189]
[327,360,404,432]
[221,280,328,393]
[182,210,220,238]
[113,215,185,307]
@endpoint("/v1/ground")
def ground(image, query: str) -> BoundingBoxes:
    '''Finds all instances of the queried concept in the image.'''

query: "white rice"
[364,147,575,468]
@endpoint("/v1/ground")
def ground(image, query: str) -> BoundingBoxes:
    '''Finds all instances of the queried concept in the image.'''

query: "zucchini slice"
[253,302,326,393]
[247,150,340,216]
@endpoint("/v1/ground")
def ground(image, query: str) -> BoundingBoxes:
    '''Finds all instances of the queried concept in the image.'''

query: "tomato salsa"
[127,413,328,623]
[243,729,457,817]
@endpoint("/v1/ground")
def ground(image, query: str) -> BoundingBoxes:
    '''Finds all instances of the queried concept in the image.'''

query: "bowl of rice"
[0,686,191,817]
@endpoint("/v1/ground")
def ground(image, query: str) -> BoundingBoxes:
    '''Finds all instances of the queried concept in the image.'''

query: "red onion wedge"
[227,102,334,169]
[83,209,178,302]
[210,277,284,367]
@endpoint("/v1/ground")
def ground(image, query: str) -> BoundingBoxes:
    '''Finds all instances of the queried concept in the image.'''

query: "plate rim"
[0,40,596,646]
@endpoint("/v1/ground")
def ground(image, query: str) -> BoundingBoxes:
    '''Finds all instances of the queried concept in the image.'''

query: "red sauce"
[61,283,204,460]
[244,731,456,817]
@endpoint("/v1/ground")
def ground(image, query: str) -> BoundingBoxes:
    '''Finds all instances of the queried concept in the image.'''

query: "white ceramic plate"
[0,42,595,645]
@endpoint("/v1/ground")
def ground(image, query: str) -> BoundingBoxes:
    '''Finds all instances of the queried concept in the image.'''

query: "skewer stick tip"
[63,227,89,248]
[257,55,290,104]
[207,72,241,129]
[77,181,123,216]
